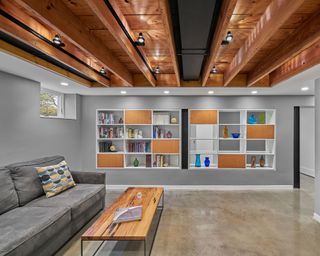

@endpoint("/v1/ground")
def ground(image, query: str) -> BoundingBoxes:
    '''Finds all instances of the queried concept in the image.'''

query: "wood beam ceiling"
[247,9,320,86]
[223,0,305,86]
[270,41,320,86]
[85,0,156,87]
[201,0,237,86]
[13,0,133,86]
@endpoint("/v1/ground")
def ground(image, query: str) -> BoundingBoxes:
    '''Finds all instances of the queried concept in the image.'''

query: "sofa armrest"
[71,171,106,185]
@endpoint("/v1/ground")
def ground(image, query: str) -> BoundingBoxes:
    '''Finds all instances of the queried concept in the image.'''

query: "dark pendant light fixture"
[52,34,65,47]
[154,66,160,74]
[211,66,218,74]
[135,32,145,46]
[99,67,107,75]
[221,31,233,45]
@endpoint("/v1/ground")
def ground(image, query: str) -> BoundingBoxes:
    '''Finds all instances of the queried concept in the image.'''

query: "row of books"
[153,155,169,167]
[99,142,114,152]
[127,142,150,153]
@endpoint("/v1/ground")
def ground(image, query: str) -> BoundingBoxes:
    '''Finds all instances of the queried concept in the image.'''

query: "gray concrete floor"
[57,175,320,256]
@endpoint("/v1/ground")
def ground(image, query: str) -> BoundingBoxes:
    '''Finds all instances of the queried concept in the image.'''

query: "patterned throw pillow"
[36,160,76,198]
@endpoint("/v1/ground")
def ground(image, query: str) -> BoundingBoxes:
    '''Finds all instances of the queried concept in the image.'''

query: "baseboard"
[106,184,293,191]
[314,213,320,223]
[300,166,315,177]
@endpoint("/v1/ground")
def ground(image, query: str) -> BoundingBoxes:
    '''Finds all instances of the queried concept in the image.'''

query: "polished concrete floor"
[57,175,320,256]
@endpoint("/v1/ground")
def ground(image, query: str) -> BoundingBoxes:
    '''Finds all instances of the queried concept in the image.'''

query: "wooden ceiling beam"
[13,0,133,86]
[224,0,305,86]
[201,0,237,86]
[85,0,156,87]
[159,0,180,86]
[248,9,320,86]
[270,41,320,86]
[0,16,110,87]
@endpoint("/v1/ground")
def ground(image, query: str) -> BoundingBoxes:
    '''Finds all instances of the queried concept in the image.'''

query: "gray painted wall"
[80,95,314,186]
[315,78,320,216]
[0,71,81,169]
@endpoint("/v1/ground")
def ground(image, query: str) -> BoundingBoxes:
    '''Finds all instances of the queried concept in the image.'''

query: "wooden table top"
[82,187,164,241]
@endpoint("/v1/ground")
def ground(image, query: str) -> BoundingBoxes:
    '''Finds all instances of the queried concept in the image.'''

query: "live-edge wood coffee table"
[81,187,164,256]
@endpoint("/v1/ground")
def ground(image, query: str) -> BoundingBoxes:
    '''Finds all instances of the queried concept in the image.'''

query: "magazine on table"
[113,206,143,223]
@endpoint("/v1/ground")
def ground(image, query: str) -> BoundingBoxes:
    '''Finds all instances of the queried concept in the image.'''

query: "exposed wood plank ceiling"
[0,0,319,88]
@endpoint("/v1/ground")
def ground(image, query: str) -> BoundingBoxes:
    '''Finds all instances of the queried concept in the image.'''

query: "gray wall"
[0,71,81,169]
[80,95,314,186]
[315,78,320,216]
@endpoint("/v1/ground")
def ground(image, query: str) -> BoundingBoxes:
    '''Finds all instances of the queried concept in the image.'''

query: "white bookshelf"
[96,109,181,169]
[189,109,276,170]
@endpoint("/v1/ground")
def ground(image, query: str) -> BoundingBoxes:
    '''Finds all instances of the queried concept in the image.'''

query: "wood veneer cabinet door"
[218,154,246,168]
[190,110,217,124]
[125,110,152,124]
[97,154,124,168]
[247,125,275,139]
[152,140,180,154]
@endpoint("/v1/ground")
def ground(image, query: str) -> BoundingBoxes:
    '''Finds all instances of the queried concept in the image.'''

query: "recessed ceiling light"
[120,90,127,95]
[60,82,69,86]
[208,90,214,94]
[52,34,65,47]
[251,90,258,94]
[135,32,145,46]
[301,87,309,91]
[163,90,170,94]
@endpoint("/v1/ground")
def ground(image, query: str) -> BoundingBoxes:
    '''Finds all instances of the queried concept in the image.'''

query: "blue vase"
[195,154,201,167]
[204,157,210,167]
[248,114,257,124]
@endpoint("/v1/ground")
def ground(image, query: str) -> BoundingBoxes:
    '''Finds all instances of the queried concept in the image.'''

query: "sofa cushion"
[26,184,105,220]
[0,168,19,215]
[36,160,76,198]
[5,156,65,206]
[0,206,71,256]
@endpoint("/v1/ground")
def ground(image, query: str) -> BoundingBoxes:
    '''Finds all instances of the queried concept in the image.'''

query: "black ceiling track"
[169,0,223,80]
[0,9,110,81]
[103,0,157,81]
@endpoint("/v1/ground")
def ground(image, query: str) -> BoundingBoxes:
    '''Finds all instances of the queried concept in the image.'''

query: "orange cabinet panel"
[97,154,124,168]
[152,140,180,154]
[125,110,152,124]
[247,125,275,139]
[218,154,246,168]
[190,110,217,124]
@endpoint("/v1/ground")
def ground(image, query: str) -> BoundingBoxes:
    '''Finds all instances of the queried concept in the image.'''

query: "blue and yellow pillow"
[36,160,76,198]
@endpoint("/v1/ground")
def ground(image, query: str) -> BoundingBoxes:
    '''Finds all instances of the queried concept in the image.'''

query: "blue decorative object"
[248,114,257,124]
[195,154,201,167]
[204,157,210,167]
[231,133,240,138]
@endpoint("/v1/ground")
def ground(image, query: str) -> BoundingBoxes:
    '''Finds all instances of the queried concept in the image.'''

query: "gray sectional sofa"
[0,156,106,256]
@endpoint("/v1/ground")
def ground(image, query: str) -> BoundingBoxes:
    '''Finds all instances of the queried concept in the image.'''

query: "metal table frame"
[81,192,164,256]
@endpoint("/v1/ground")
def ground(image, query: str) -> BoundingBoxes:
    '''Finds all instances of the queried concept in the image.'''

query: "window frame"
[40,88,65,119]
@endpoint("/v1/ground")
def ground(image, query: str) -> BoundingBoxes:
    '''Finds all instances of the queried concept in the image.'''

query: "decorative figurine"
[138,130,143,139]
[223,126,229,138]
[251,156,256,168]
[259,155,265,167]
[195,154,201,167]
[248,114,257,124]
[119,117,124,124]
[109,144,116,152]
[204,157,210,167]
[133,158,139,167]
[170,116,177,124]
[166,130,173,138]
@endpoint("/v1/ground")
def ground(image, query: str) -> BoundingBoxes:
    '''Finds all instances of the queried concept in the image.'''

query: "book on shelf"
[99,126,124,139]
[127,142,150,153]
[153,155,169,167]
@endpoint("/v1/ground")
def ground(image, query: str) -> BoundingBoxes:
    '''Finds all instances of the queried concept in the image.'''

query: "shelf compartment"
[125,125,152,139]
[153,125,180,139]
[125,154,152,168]
[153,110,180,125]
[153,154,179,168]
[189,154,217,168]
[98,140,124,153]
[218,111,241,125]
[190,124,218,139]
[218,154,246,168]
[125,110,152,124]
[190,110,217,124]
[246,154,274,169]
[97,154,124,168]
[247,110,275,125]
[152,139,180,154]
[247,125,275,139]
[97,110,123,125]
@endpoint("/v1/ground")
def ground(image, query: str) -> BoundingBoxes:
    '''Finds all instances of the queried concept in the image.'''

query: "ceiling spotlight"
[120,90,127,95]
[99,67,106,75]
[52,34,65,47]
[301,87,309,91]
[154,66,160,74]
[163,90,170,94]
[60,82,69,86]
[251,90,258,95]
[211,66,218,74]
[208,90,214,94]
[135,32,145,46]
[226,31,233,42]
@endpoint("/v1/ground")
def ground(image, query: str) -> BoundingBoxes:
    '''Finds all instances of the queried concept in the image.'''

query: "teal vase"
[195,154,201,167]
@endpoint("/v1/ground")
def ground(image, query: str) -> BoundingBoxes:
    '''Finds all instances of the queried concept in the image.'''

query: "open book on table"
[113,206,143,224]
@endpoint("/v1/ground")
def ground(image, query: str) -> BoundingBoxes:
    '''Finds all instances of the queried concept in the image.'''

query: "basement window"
[40,88,64,118]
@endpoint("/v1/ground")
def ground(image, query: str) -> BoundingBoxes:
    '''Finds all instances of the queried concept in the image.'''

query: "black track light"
[221,31,233,45]
[52,34,65,47]
[154,66,160,74]
[135,32,145,46]
[211,66,218,74]
[99,67,106,75]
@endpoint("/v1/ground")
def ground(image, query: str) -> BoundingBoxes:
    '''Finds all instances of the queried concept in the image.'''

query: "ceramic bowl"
[231,133,240,138]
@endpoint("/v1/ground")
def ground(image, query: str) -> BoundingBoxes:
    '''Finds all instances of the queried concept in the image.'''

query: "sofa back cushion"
[0,168,19,214]
[5,156,65,206]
